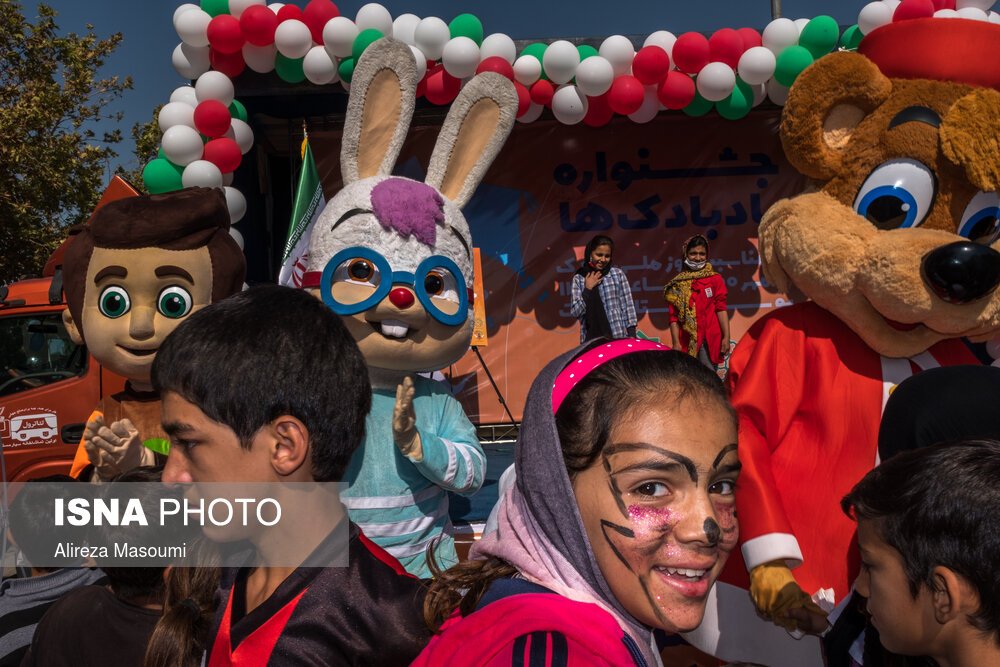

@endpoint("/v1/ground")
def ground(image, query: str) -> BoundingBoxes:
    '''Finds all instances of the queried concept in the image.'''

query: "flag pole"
[771,0,782,19]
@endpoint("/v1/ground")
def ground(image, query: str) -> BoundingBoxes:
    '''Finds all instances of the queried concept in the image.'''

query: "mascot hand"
[750,560,830,635]
[83,416,145,481]
[393,376,423,461]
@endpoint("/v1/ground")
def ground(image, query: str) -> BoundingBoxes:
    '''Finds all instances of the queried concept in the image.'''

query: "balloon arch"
[147,0,1000,235]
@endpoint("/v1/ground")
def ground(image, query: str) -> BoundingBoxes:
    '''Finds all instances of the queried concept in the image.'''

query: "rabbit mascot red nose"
[304,38,518,578]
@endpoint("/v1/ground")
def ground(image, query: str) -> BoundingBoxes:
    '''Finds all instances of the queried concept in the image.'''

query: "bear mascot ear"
[781,51,892,181]
[940,87,1000,193]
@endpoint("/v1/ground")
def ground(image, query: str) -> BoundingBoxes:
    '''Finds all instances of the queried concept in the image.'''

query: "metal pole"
[771,0,782,19]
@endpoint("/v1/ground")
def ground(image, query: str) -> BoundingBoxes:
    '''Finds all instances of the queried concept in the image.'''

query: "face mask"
[684,259,707,270]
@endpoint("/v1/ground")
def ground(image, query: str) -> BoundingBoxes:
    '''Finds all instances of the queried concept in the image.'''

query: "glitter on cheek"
[627,505,677,540]
[712,502,739,551]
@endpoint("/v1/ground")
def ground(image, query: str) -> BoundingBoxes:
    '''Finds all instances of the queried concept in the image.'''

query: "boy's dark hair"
[842,439,1000,640]
[8,475,79,567]
[151,284,372,482]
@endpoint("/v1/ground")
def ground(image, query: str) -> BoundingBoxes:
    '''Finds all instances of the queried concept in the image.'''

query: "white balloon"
[643,31,677,61]
[881,0,901,12]
[551,85,588,125]
[442,37,480,79]
[858,2,893,35]
[957,0,994,10]
[170,85,199,107]
[172,43,210,79]
[762,18,799,55]
[991,10,1000,23]
[268,3,284,14]
[574,55,614,96]
[222,172,234,186]
[243,43,277,73]
[161,125,205,166]
[303,45,339,84]
[392,13,421,45]
[517,101,544,123]
[195,71,235,105]
[480,33,517,63]
[935,8,960,17]
[226,119,255,154]
[157,102,196,132]
[356,3,393,36]
[794,18,810,34]
[182,160,223,188]
[766,78,790,106]
[542,40,580,85]
[229,0,265,19]
[230,227,245,250]
[697,62,736,102]
[173,3,199,24]
[275,19,312,59]
[223,186,247,224]
[513,55,542,86]
[406,45,427,80]
[414,17,450,61]
[323,17,359,59]
[738,46,777,86]
[627,86,660,123]
[751,82,768,107]
[599,35,636,76]
[175,7,211,48]
[956,6,990,19]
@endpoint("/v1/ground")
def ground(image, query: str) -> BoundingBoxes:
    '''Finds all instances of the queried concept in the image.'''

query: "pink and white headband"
[551,338,671,414]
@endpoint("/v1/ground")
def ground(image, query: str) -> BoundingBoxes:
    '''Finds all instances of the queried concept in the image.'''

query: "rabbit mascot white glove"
[304,38,518,578]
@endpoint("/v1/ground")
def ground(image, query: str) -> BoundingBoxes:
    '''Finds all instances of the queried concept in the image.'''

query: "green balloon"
[275,54,306,84]
[142,158,183,194]
[353,28,384,63]
[716,78,753,121]
[229,99,248,123]
[199,0,229,18]
[577,44,598,61]
[774,45,814,87]
[840,24,863,51]
[520,43,548,80]
[682,90,714,117]
[449,14,484,46]
[338,57,356,84]
[799,15,840,59]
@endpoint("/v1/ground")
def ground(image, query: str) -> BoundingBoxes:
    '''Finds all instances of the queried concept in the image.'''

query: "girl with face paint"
[569,235,639,343]
[415,340,740,667]
[663,235,730,374]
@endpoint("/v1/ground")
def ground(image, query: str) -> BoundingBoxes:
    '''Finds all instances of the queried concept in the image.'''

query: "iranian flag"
[278,138,325,287]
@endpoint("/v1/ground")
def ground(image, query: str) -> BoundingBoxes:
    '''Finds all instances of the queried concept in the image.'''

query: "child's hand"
[584,271,603,290]
[393,376,423,461]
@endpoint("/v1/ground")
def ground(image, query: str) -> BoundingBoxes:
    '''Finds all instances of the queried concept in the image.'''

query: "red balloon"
[303,0,340,44]
[607,75,644,115]
[193,100,233,138]
[276,5,304,23]
[632,46,670,85]
[530,80,555,106]
[424,68,461,105]
[513,81,530,117]
[240,5,279,46]
[207,15,244,55]
[416,76,427,99]
[657,70,696,109]
[931,0,956,8]
[893,0,935,21]
[476,56,515,81]
[209,48,246,78]
[672,32,711,74]
[737,27,763,51]
[203,138,243,173]
[709,28,744,69]
[583,93,613,127]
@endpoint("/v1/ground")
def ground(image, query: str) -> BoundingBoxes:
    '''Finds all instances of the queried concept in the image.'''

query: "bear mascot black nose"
[921,241,1000,304]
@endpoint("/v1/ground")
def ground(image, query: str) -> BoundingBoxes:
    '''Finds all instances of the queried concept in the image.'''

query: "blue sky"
[25,0,869,176]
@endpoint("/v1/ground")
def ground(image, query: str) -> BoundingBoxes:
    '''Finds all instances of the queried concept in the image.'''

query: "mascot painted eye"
[334,257,382,288]
[157,286,193,319]
[958,191,1000,244]
[853,158,936,230]
[424,268,459,304]
[98,285,130,319]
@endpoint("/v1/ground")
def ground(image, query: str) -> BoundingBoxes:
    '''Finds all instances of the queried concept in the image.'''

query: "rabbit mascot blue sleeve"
[303,38,518,578]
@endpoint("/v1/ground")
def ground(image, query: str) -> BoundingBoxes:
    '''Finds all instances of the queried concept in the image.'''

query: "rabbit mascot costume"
[304,38,518,578]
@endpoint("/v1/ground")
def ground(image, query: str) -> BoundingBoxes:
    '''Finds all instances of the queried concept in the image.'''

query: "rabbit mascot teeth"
[304,38,518,578]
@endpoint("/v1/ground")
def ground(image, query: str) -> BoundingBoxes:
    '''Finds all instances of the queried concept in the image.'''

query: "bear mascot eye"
[853,158,936,230]
[958,191,1000,245]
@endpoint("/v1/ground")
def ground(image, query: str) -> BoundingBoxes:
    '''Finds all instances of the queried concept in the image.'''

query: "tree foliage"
[116,106,163,195]
[0,0,132,283]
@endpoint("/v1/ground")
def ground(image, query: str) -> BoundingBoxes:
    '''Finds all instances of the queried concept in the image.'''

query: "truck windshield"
[0,313,86,397]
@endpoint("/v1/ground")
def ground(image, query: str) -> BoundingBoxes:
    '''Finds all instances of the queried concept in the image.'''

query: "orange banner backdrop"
[313,107,807,424]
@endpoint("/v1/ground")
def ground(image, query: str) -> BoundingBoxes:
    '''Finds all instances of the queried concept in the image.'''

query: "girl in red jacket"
[414,339,740,666]
[664,235,730,372]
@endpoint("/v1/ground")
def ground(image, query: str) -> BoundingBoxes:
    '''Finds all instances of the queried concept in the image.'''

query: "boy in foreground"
[842,440,1000,667]
[153,285,429,666]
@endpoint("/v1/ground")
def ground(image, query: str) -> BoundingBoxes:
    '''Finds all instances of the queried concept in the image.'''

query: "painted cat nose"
[922,241,1000,304]
[388,287,415,309]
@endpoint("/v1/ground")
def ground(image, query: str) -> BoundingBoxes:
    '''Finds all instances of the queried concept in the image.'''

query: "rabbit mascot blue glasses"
[303,38,518,578]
